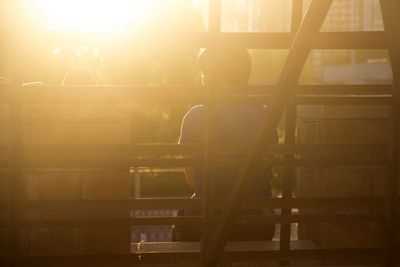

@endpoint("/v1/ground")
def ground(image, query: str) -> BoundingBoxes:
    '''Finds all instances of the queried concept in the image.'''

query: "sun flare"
[36,0,159,32]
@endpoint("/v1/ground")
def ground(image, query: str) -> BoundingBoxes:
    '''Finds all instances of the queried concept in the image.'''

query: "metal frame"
[204,1,334,265]
[1,0,399,266]
[279,1,303,264]
[201,1,222,264]
[380,0,400,266]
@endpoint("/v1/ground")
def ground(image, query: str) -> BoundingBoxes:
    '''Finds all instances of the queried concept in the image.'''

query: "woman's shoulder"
[189,105,204,113]
[185,105,204,117]
[182,105,205,124]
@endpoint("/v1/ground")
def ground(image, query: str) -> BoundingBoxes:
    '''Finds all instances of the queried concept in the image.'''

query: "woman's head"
[197,47,251,86]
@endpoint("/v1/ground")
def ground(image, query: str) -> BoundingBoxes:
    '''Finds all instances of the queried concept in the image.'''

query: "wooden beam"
[221,95,392,105]
[280,1,304,263]
[2,143,387,156]
[20,217,201,228]
[294,95,392,105]
[0,94,390,106]
[20,196,399,210]
[202,0,221,266]
[380,0,400,266]
[17,214,391,228]
[18,253,143,266]
[6,155,386,169]
[204,1,334,266]
[42,31,386,49]
[12,245,384,265]
[9,85,23,266]
[314,32,387,49]
[298,84,392,95]
[0,143,388,169]
[0,85,392,105]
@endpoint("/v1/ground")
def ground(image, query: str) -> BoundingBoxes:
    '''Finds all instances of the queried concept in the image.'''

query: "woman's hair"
[197,47,252,85]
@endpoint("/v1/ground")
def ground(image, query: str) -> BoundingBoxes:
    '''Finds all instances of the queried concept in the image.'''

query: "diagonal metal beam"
[379,1,400,266]
[279,1,304,265]
[204,1,334,266]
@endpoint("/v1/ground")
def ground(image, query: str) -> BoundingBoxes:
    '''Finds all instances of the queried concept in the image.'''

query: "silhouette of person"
[174,47,278,241]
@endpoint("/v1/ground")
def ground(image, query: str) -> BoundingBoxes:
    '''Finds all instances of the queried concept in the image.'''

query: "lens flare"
[36,0,157,32]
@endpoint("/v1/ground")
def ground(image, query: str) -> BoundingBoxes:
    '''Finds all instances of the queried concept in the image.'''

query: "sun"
[35,0,158,32]
[35,0,208,32]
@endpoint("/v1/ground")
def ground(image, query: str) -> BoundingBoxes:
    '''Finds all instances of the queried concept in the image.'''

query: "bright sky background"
[36,0,159,32]
[35,0,208,32]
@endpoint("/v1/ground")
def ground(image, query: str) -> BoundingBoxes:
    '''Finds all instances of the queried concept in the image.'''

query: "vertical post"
[0,1,5,76]
[380,1,400,266]
[202,0,221,266]
[351,0,357,65]
[7,1,25,264]
[279,105,298,263]
[279,1,303,264]
[133,168,141,199]
[131,106,140,199]
[9,83,23,267]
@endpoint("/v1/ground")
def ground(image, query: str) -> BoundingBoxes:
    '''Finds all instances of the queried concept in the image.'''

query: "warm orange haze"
[1,0,391,85]
[35,0,209,32]
[0,1,399,267]
[37,0,156,32]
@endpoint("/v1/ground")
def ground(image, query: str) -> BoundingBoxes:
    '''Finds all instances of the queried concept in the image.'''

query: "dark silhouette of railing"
[1,0,400,266]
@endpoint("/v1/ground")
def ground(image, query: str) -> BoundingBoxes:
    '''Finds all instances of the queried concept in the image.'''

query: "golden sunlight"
[36,0,160,32]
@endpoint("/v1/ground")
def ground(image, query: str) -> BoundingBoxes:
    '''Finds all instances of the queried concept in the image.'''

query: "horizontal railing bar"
[14,95,392,105]
[23,143,391,153]
[226,95,392,105]
[214,32,387,49]
[314,31,387,49]
[298,84,392,95]
[0,85,205,104]
[144,240,357,253]
[18,254,143,266]
[26,84,393,94]
[234,248,383,263]
[20,156,389,168]
[296,95,392,105]
[0,156,388,169]
[19,217,201,227]
[0,144,388,156]
[20,197,400,210]
[35,32,296,49]
[17,118,131,124]
[0,95,391,106]
[27,84,392,93]
[0,84,393,104]
[41,31,387,49]
[15,248,384,265]
[213,32,294,49]
[226,157,388,167]
[14,248,385,265]
[241,214,388,224]
[20,159,194,169]
[18,214,397,228]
